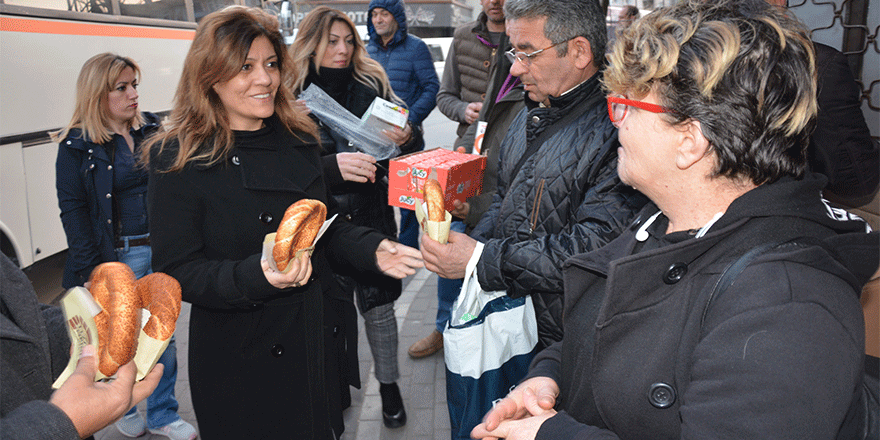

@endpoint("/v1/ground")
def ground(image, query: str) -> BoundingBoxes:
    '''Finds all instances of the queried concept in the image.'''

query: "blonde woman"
[142,7,423,438]
[53,53,196,440]
[288,6,421,429]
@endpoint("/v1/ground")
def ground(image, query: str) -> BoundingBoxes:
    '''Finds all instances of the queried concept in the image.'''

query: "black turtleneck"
[305,62,355,106]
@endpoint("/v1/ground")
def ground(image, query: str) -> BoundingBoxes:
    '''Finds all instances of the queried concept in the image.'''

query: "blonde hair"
[143,6,316,172]
[604,0,817,184]
[287,6,399,104]
[52,53,144,144]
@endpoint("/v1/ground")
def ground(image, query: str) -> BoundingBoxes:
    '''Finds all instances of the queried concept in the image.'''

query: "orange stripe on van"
[0,16,194,40]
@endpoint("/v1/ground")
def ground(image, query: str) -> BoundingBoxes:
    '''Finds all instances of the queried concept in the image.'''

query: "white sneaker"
[149,419,198,440]
[115,412,146,437]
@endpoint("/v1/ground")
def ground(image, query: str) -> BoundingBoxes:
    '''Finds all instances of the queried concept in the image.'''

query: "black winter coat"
[148,115,385,439]
[529,175,877,440]
[470,75,647,347]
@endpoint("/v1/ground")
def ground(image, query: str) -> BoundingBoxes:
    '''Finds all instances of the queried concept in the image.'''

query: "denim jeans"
[398,208,420,250]
[116,236,182,428]
[436,221,466,332]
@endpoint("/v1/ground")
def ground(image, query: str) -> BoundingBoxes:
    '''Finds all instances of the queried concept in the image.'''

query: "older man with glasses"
[420,0,647,437]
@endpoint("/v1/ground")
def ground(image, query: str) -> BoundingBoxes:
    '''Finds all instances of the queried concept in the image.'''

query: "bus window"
[193,0,239,22]
[5,0,110,14]
[119,0,191,22]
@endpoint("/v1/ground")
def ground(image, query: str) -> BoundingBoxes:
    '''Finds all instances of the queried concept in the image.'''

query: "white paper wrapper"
[52,287,172,388]
[415,200,452,244]
[262,214,337,273]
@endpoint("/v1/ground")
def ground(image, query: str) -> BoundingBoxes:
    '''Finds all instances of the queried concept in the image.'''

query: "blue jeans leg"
[398,208,420,250]
[116,239,181,427]
[436,221,466,332]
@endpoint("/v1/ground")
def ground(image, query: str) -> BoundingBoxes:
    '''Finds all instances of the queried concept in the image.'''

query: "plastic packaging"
[300,84,400,160]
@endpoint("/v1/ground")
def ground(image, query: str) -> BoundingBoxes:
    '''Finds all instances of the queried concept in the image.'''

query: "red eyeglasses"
[607,95,670,124]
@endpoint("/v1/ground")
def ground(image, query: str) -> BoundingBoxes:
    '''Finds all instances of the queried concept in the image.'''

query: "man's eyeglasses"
[504,38,573,67]
[607,95,670,124]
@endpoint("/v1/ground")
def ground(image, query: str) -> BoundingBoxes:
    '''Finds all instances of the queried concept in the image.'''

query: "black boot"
[380,382,407,428]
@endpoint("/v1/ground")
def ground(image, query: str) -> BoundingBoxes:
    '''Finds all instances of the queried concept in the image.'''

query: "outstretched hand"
[49,345,163,438]
[375,239,424,279]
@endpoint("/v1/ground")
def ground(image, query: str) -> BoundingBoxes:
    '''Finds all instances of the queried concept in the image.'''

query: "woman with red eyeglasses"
[472,0,877,439]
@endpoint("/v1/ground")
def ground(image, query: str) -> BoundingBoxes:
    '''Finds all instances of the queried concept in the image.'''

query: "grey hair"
[503,0,606,66]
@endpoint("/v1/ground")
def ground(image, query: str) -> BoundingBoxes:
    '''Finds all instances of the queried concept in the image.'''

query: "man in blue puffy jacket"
[367,0,440,250]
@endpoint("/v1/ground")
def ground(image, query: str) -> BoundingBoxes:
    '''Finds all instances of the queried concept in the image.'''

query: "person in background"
[766,0,878,205]
[421,0,647,435]
[617,5,640,29]
[408,0,507,360]
[366,0,440,251]
[1,253,163,440]
[287,6,423,429]
[143,6,423,439]
[436,0,506,144]
[473,0,877,438]
[52,53,196,440]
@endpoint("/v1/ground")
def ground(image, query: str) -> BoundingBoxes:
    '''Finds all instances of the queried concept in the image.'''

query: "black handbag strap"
[700,237,878,440]
[700,238,811,328]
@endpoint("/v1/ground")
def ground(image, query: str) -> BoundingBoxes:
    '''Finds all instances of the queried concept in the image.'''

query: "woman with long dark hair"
[142,6,422,438]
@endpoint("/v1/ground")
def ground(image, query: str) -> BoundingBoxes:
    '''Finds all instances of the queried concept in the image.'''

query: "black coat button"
[271,344,284,357]
[648,382,676,408]
[663,263,688,284]
[345,214,353,221]
[259,212,273,223]
[333,326,340,337]
[231,155,241,165]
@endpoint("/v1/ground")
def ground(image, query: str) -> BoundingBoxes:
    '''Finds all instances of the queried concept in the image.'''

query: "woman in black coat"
[287,7,421,428]
[142,7,422,439]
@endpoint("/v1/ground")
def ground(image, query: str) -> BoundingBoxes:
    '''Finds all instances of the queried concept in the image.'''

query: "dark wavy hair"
[604,0,817,185]
[142,6,316,172]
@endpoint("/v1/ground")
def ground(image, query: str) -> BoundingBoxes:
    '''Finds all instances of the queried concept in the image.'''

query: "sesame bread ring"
[273,199,327,270]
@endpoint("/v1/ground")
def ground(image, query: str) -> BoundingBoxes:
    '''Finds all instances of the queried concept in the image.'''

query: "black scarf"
[305,61,355,106]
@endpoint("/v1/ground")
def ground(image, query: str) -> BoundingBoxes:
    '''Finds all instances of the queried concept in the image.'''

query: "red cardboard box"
[389,148,486,212]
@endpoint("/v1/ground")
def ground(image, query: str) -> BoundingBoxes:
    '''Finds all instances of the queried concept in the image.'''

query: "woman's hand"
[470,411,556,440]
[473,376,560,436]
[375,239,424,279]
[336,152,377,183]
[292,99,311,115]
[383,122,413,147]
[261,251,313,289]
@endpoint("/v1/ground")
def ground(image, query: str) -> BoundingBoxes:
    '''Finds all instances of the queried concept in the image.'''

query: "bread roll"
[89,263,183,377]
[135,273,181,341]
[273,199,327,269]
[423,179,445,222]
[89,262,140,377]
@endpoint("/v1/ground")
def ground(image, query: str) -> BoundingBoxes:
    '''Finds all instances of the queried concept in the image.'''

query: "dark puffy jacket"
[366,0,439,126]
[471,75,647,347]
